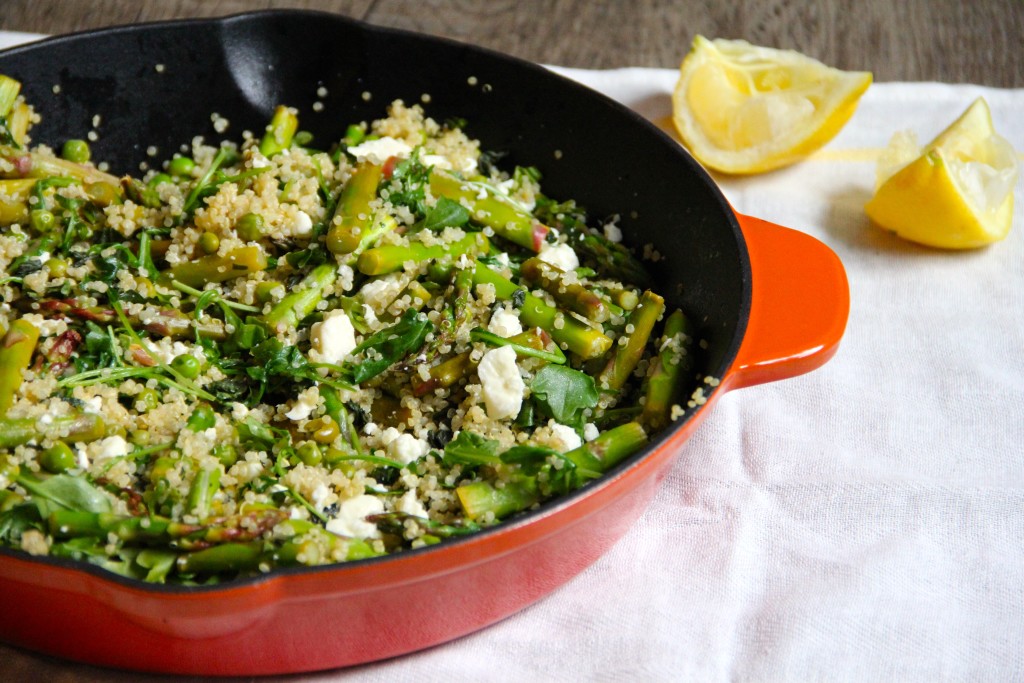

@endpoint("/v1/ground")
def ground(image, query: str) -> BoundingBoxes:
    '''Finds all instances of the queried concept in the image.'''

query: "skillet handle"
[726,213,850,390]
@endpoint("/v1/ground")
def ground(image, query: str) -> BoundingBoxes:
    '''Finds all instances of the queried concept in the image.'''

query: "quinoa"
[0,76,703,584]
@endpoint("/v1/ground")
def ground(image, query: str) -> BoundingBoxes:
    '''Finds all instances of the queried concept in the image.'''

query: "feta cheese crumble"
[477,345,525,419]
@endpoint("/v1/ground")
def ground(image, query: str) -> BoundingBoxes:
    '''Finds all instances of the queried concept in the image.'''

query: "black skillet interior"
[0,9,748,446]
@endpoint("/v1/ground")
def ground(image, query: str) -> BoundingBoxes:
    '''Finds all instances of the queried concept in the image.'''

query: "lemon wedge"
[671,36,872,174]
[865,98,1018,249]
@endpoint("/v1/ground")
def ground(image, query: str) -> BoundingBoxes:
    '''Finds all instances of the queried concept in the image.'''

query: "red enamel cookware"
[0,10,848,674]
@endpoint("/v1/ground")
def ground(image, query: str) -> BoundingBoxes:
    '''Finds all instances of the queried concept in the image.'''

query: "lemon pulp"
[672,36,872,174]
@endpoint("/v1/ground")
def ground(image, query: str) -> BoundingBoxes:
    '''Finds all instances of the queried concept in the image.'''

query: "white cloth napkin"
[2,30,1023,682]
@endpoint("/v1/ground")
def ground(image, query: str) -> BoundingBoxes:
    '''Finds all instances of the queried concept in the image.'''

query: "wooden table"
[0,1,1022,680]
[2,0,1023,86]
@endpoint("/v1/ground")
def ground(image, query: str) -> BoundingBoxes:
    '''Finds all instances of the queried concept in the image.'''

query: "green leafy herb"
[423,197,470,231]
[345,309,434,384]
[442,430,501,467]
[16,474,112,517]
[530,364,599,429]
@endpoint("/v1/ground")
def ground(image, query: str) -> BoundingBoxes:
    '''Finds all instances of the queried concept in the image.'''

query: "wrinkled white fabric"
[1,29,1022,681]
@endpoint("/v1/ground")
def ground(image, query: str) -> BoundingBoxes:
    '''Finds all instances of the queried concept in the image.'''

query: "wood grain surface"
[1,0,1022,86]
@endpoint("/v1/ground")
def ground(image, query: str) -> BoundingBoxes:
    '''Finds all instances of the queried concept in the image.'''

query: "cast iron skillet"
[0,11,848,675]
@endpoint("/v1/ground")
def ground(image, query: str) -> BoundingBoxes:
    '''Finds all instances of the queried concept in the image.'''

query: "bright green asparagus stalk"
[0,319,39,413]
[640,310,694,431]
[326,162,389,254]
[456,422,647,520]
[262,263,337,334]
[186,466,222,520]
[472,263,612,360]
[520,256,612,323]
[457,477,540,521]
[161,245,268,288]
[259,105,299,157]
[0,74,20,120]
[565,420,648,475]
[598,290,665,391]
[429,170,550,252]
[0,413,106,449]
[357,231,490,276]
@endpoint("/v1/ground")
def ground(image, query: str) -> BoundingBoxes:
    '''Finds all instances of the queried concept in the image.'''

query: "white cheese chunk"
[477,345,525,420]
[583,422,600,442]
[395,489,429,519]
[538,242,580,272]
[325,495,385,539]
[347,137,413,165]
[309,309,357,365]
[285,386,320,421]
[487,307,523,338]
[546,422,582,452]
[387,434,430,466]
[92,435,129,465]
[291,210,313,238]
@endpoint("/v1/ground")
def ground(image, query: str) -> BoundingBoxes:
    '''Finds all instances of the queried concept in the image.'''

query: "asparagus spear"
[429,170,549,251]
[598,290,665,391]
[262,263,336,334]
[0,319,39,413]
[0,413,106,449]
[0,74,19,120]
[472,263,612,359]
[326,162,390,254]
[30,299,228,340]
[640,310,694,431]
[456,422,647,520]
[357,231,490,276]
[258,105,299,157]
[160,245,268,288]
[520,256,612,322]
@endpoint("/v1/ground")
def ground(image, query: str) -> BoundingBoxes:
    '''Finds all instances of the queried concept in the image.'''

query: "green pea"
[148,172,173,189]
[45,257,68,278]
[296,442,323,466]
[149,455,177,482]
[342,124,365,146]
[129,429,152,446]
[135,387,160,413]
[255,281,284,303]
[30,209,55,233]
[41,442,77,474]
[86,181,121,207]
[212,444,238,468]
[236,212,266,241]
[198,231,220,254]
[170,354,202,379]
[62,139,91,164]
[168,156,196,177]
[294,130,314,147]
[186,403,216,432]
[309,417,340,444]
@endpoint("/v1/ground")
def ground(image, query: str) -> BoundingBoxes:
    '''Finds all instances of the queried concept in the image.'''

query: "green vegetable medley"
[0,72,700,584]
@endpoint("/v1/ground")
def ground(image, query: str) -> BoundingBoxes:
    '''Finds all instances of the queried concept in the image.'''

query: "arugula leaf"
[423,197,470,231]
[443,431,501,467]
[530,364,599,429]
[345,309,434,384]
[17,474,112,517]
[236,418,284,451]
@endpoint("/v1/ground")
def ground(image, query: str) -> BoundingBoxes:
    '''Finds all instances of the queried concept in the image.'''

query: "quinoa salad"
[0,73,700,584]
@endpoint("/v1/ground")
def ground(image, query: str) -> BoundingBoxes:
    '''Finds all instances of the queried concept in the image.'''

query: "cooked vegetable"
[0,74,704,585]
